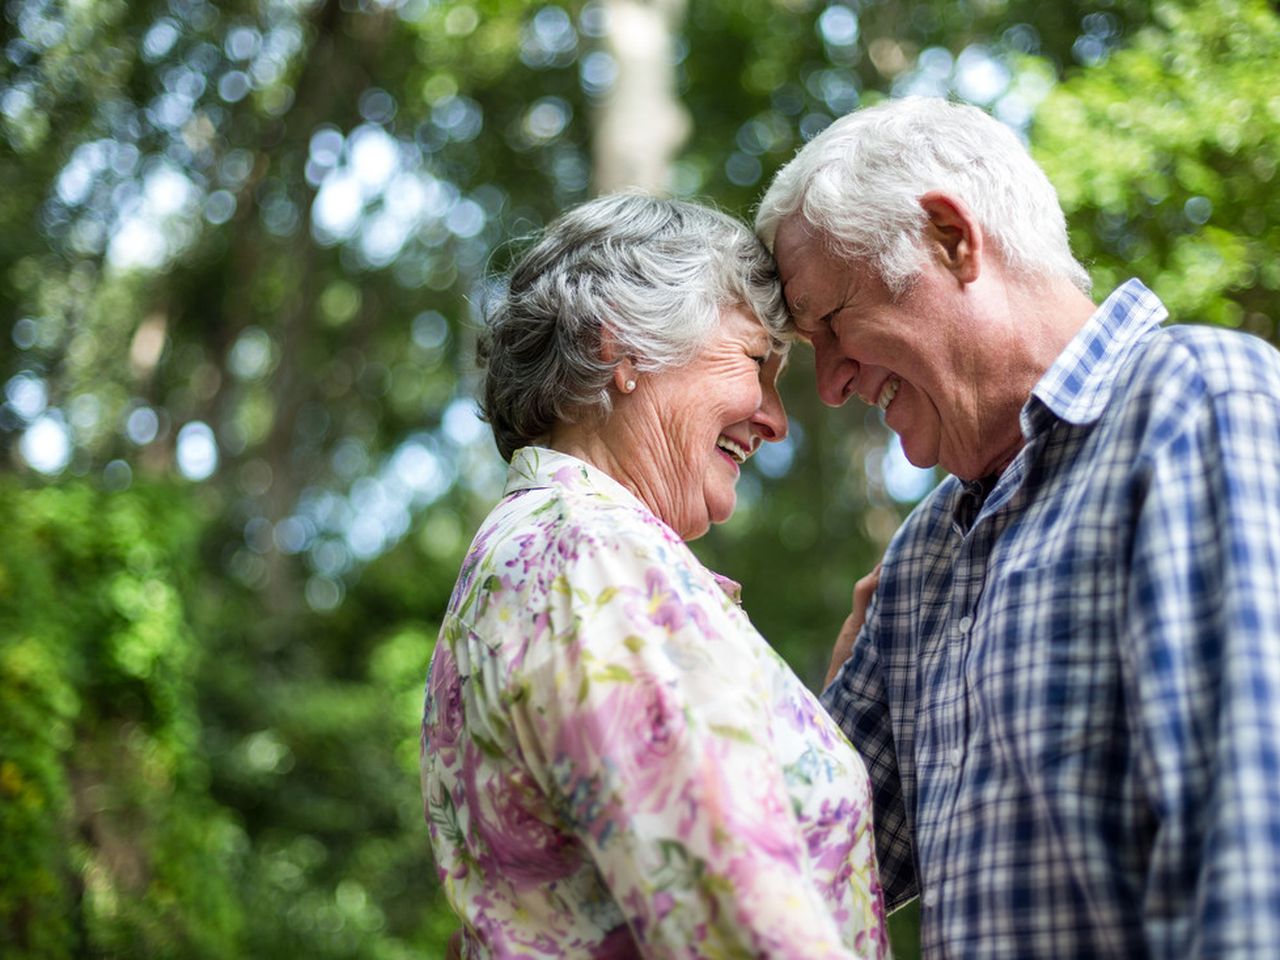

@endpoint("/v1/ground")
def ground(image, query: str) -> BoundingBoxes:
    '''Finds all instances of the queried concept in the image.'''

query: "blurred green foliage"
[1036,0,1280,336]
[3,0,1278,957]
[0,475,458,957]
[0,479,240,957]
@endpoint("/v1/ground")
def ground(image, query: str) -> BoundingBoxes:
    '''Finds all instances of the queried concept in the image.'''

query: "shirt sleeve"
[821,588,919,911]
[508,518,868,960]
[1123,386,1280,957]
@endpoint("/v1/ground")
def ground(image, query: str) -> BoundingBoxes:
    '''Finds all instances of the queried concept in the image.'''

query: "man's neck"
[963,274,1098,481]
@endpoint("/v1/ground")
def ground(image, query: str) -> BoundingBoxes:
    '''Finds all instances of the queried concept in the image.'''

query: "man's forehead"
[773,215,820,262]
[773,219,824,304]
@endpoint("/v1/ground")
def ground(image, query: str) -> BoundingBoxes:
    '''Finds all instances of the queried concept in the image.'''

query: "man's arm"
[821,580,918,911]
[824,563,882,689]
[1123,384,1280,957]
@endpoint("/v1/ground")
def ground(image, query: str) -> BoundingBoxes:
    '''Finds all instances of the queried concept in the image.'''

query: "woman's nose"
[754,380,788,443]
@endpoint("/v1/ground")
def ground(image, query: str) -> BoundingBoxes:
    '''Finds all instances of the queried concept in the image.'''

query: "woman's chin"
[704,498,739,535]
[681,519,711,541]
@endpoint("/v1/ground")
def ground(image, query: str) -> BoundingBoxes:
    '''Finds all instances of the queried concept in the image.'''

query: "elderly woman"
[421,195,888,959]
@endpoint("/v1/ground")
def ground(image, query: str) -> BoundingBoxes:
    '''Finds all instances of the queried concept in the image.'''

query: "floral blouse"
[421,447,888,959]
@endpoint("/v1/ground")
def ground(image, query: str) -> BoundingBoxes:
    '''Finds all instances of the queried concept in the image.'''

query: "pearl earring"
[623,379,636,393]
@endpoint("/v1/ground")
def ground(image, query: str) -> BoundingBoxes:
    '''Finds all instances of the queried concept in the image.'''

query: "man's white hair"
[756,96,1090,296]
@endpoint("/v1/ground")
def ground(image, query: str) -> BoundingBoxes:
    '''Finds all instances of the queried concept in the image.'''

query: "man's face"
[773,215,980,475]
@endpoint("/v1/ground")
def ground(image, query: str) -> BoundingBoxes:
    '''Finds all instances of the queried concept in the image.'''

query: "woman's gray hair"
[479,194,789,462]
[756,96,1091,297]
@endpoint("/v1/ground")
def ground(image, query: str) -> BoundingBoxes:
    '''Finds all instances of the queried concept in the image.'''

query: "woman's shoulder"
[502,446,692,560]
[452,473,695,618]
[527,469,696,567]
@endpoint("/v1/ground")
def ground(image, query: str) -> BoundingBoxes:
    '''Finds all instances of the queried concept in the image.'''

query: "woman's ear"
[919,191,983,285]
[600,326,637,394]
[612,359,637,395]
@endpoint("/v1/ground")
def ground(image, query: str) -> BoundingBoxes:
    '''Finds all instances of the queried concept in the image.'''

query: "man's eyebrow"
[790,303,821,330]
[781,277,804,312]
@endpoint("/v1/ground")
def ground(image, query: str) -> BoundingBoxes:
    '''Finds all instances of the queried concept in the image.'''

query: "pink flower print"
[619,886,673,947]
[451,523,496,599]
[462,902,510,957]
[588,924,642,959]
[461,743,580,890]
[805,796,860,870]
[555,523,585,561]
[504,530,540,573]
[700,738,804,869]
[424,646,466,766]
[623,567,718,638]
[707,570,743,604]
[553,463,587,489]
[628,568,689,632]
[731,780,803,867]
[554,671,689,829]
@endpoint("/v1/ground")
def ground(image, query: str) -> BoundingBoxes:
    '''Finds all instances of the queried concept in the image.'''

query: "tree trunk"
[592,0,690,196]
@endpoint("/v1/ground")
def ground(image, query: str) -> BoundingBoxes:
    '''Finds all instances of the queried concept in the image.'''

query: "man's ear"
[919,191,982,285]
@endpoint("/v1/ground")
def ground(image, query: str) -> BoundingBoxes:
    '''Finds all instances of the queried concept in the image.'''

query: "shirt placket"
[915,482,993,958]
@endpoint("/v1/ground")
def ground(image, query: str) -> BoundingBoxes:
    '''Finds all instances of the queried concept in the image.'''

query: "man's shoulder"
[1157,323,1280,398]
[1120,321,1280,401]
[1082,320,1280,466]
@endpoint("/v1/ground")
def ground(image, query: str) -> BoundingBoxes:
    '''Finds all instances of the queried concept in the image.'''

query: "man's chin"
[898,436,939,471]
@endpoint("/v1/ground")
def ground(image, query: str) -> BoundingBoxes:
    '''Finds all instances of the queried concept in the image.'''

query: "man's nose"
[814,341,857,408]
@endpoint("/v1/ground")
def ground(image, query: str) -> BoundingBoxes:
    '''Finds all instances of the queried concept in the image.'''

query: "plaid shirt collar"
[1022,278,1168,437]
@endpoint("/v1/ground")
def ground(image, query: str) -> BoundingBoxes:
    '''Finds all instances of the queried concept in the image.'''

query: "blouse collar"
[503,446,744,604]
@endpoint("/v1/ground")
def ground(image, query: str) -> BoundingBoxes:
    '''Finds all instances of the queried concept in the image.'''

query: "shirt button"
[922,888,938,908]
[957,615,973,633]
[949,747,963,768]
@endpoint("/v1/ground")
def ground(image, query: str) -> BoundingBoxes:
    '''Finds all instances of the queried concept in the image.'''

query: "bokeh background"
[2,0,1278,956]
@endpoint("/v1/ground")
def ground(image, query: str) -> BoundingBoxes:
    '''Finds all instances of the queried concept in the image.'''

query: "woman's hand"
[823,563,882,690]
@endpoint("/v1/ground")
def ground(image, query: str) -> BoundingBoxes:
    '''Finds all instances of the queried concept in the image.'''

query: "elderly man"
[757,96,1280,958]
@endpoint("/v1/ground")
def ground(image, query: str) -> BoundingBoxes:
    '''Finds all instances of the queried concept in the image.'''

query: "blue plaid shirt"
[822,280,1280,959]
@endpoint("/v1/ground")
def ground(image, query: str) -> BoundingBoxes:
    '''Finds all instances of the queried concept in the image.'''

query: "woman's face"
[620,306,788,540]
